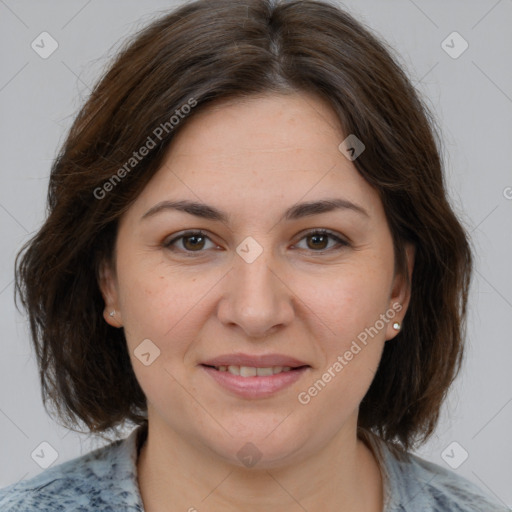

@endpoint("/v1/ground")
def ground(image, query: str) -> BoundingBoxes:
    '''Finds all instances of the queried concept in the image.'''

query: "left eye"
[163,229,348,254]
[294,230,348,252]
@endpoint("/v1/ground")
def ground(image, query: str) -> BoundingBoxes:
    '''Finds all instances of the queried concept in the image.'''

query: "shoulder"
[377,440,510,512]
[0,427,145,511]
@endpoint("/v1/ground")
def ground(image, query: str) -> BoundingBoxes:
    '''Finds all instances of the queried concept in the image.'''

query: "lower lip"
[200,365,309,399]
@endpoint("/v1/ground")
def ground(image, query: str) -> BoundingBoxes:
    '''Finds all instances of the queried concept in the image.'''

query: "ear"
[385,243,415,341]
[98,259,123,328]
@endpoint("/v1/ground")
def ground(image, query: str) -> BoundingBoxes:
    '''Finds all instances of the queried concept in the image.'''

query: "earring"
[392,321,401,331]
[109,310,116,317]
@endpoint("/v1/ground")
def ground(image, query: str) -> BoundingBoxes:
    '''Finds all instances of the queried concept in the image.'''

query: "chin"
[202,420,312,470]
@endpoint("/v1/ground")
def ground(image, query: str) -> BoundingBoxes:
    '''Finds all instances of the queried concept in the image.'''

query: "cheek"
[116,248,174,327]
[296,270,390,415]
[303,264,392,340]
[117,259,220,359]
[117,267,207,412]
[298,264,392,394]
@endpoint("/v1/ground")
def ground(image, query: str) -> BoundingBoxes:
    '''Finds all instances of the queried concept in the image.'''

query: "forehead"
[127,92,382,222]
[169,92,344,161]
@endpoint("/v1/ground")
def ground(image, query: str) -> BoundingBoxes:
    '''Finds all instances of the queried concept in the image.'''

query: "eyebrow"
[141,198,369,223]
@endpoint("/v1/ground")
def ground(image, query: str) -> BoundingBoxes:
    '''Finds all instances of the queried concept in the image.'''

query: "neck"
[136,417,384,512]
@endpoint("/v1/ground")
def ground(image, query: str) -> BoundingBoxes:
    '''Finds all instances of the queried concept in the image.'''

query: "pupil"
[185,235,204,250]
[309,234,327,250]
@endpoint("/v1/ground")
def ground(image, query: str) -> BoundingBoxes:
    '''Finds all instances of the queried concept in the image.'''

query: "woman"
[0,0,507,510]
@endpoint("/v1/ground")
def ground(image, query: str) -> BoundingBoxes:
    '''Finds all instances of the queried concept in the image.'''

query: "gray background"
[1,0,511,506]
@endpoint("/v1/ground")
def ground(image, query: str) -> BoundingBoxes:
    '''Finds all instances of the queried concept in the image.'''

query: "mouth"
[200,352,310,370]
[201,364,308,377]
[199,354,311,398]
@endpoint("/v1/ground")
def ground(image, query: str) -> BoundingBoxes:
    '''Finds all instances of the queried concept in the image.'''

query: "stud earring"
[109,310,116,317]
[392,321,401,331]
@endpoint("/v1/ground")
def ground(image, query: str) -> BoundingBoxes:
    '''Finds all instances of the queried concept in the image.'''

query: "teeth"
[228,365,240,375]
[256,367,273,376]
[240,366,257,377]
[215,365,295,377]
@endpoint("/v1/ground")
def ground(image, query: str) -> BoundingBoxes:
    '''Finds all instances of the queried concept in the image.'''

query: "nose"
[216,246,295,339]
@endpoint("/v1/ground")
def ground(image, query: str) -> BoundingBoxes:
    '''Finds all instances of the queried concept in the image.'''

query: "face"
[100,92,413,469]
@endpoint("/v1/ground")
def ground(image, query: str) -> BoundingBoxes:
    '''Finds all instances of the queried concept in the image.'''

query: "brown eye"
[295,229,349,253]
[182,234,206,251]
[164,230,215,253]
[306,233,329,250]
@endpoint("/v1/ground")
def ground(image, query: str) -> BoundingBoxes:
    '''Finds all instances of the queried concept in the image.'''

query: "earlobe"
[386,244,415,341]
[106,308,122,327]
[98,260,122,328]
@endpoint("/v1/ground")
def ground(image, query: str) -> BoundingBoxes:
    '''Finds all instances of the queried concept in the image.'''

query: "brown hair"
[15,0,472,449]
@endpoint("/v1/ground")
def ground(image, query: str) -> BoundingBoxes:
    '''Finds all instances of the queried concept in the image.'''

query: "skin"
[99,92,414,512]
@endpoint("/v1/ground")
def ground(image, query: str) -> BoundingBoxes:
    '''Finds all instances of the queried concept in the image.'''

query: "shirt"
[0,423,508,511]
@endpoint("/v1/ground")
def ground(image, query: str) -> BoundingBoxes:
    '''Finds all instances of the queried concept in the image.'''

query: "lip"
[200,353,311,399]
[200,364,310,399]
[201,352,309,368]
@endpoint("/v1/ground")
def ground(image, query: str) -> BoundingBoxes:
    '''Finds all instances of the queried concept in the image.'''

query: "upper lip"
[201,353,309,368]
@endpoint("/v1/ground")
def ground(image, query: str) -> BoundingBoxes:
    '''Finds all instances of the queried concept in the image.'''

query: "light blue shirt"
[0,424,508,511]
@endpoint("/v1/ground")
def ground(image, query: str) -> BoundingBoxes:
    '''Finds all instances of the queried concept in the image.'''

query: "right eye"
[163,230,218,254]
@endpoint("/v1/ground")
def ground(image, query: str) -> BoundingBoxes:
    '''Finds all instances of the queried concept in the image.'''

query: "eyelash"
[163,229,349,256]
